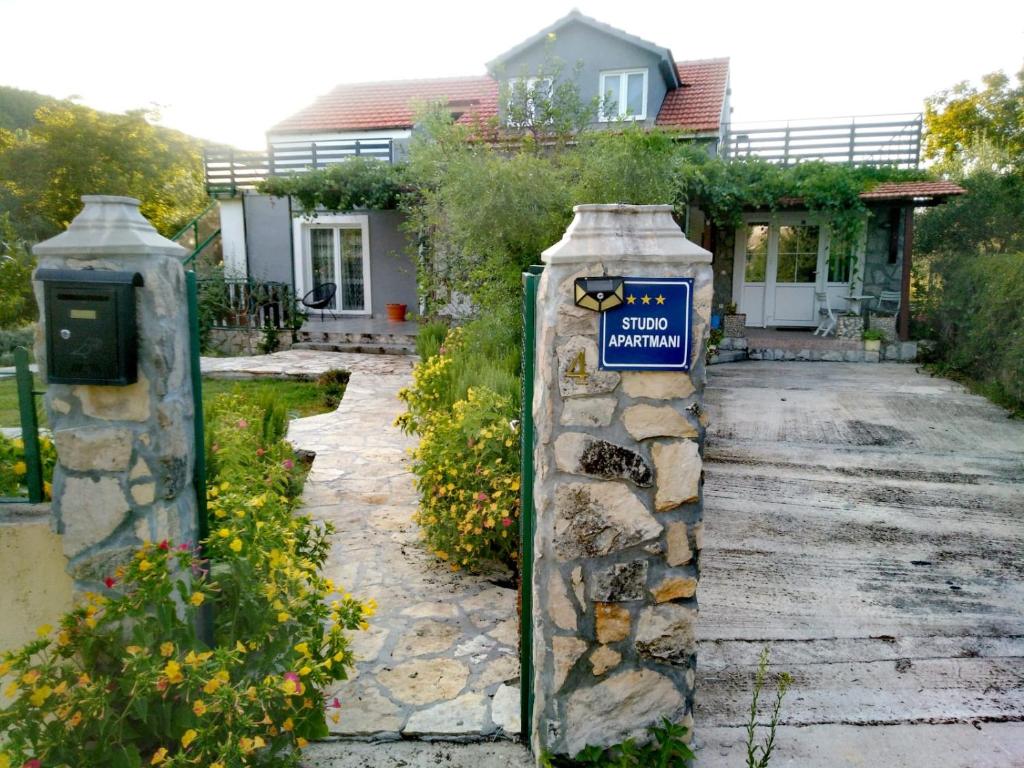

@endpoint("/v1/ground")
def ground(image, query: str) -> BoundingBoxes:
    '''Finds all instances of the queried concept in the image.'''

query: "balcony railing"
[204,137,394,194]
[721,114,922,168]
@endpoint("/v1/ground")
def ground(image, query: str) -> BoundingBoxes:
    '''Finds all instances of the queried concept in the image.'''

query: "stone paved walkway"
[200,351,522,741]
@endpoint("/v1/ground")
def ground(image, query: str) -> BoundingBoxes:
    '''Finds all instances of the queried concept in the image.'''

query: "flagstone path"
[200,351,522,741]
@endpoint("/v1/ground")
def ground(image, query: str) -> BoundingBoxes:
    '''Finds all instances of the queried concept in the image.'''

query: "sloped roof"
[269,76,499,135]
[486,9,680,89]
[269,57,729,137]
[859,180,966,201]
[656,58,730,133]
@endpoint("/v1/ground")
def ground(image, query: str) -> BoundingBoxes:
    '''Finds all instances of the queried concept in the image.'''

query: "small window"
[599,69,647,121]
[506,77,553,127]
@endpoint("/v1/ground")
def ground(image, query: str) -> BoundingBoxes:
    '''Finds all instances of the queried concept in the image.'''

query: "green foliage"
[397,318,521,572]
[0,433,56,500]
[0,85,57,132]
[0,213,38,328]
[916,169,1024,257]
[0,391,373,767]
[0,103,207,242]
[915,251,1024,415]
[745,647,793,768]
[316,369,350,411]
[259,158,405,215]
[415,320,449,360]
[0,326,34,366]
[862,328,886,341]
[924,66,1024,174]
[540,718,695,767]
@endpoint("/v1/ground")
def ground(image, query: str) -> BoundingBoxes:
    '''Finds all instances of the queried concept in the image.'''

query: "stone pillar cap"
[33,195,187,258]
[542,203,712,266]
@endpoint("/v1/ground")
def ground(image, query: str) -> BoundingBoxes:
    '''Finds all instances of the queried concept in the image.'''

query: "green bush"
[0,433,56,499]
[0,327,34,366]
[0,391,373,767]
[316,369,350,411]
[397,320,521,572]
[415,320,449,360]
[917,252,1024,415]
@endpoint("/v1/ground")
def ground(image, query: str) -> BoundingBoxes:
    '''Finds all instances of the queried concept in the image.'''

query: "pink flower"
[23,759,42,768]
[211,443,219,453]
[256,447,265,457]
[158,540,169,551]
[331,697,341,709]
[178,542,191,551]
[104,576,117,589]
[237,419,248,429]
[282,459,294,471]
[475,492,488,501]
[502,518,513,528]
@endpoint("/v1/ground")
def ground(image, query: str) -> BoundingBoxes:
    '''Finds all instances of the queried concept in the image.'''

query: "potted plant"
[386,303,408,322]
[723,302,746,338]
[862,328,885,352]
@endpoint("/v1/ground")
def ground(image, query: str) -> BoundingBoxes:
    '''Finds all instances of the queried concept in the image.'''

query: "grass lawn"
[0,375,340,429]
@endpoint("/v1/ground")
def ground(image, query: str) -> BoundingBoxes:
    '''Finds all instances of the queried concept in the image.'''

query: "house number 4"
[565,350,589,382]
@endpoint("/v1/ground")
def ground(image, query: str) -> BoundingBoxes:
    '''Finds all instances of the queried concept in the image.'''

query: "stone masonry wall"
[530,205,713,758]
[32,196,198,593]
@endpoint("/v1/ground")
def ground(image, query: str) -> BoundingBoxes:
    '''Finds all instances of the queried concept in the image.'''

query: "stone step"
[292,342,417,356]
[302,739,533,767]
[298,331,417,346]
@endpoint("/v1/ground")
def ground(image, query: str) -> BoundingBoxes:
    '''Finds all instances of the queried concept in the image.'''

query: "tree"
[0,213,36,328]
[924,67,1024,174]
[0,103,207,242]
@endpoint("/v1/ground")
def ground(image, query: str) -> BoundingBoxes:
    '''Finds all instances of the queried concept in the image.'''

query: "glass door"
[339,228,365,312]
[309,228,337,309]
[772,224,819,323]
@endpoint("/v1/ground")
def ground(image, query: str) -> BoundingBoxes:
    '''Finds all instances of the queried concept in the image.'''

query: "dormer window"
[599,69,648,121]
[506,77,553,127]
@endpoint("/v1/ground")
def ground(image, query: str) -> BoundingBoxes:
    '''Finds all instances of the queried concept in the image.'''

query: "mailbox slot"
[36,268,144,385]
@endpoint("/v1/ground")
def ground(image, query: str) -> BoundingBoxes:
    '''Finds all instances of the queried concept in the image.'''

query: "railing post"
[849,121,856,165]
[311,142,319,171]
[783,125,791,166]
[15,346,44,504]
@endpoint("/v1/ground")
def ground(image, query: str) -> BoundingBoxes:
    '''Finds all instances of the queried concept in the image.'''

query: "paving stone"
[329,684,404,736]
[454,634,498,663]
[349,625,390,663]
[403,692,488,736]
[491,683,522,735]
[378,658,469,706]
[472,653,520,691]
[394,620,461,658]
[488,617,519,648]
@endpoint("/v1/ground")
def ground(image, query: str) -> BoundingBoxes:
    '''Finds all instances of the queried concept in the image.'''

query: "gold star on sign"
[626,294,636,305]
[655,294,666,305]
[641,294,651,305]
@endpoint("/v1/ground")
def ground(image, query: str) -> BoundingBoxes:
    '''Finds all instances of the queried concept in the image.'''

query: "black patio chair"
[301,282,338,322]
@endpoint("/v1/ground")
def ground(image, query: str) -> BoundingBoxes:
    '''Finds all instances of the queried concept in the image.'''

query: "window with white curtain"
[599,69,648,121]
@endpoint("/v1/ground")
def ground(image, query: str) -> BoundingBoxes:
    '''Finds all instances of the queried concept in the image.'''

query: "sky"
[1,0,1022,150]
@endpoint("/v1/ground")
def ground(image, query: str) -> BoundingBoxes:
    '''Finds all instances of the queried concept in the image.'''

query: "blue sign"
[599,277,693,371]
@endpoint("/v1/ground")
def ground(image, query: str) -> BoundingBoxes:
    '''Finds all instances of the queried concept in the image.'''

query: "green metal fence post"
[519,266,542,746]
[185,272,208,543]
[15,347,44,504]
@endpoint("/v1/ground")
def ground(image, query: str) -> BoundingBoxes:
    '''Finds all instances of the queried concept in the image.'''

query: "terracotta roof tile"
[270,57,731,136]
[859,180,966,200]
[269,76,499,134]
[656,58,730,133]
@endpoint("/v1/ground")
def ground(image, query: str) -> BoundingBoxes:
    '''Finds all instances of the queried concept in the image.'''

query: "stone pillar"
[32,196,197,593]
[530,204,713,758]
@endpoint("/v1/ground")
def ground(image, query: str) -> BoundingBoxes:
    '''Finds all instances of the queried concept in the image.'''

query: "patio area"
[716,327,918,364]
[294,317,419,355]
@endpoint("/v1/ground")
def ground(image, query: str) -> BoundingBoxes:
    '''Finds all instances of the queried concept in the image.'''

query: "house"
[199,10,960,347]
[204,10,731,334]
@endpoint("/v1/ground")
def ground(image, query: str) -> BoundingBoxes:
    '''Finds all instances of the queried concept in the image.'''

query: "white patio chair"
[875,290,901,316]
[813,291,836,337]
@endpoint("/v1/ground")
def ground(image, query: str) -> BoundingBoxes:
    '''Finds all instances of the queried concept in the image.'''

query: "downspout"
[899,205,914,341]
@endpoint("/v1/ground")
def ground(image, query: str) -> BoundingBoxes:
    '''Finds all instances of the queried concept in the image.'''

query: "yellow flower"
[160,642,175,657]
[299,666,311,677]
[235,641,247,654]
[21,670,39,685]
[125,645,143,656]
[211,763,225,768]
[150,748,168,765]
[12,461,26,476]
[3,682,18,698]
[277,612,290,623]
[138,559,153,572]
[190,592,205,606]
[229,538,243,553]
[181,728,198,748]
[218,527,230,538]
[294,642,309,656]
[297,737,309,748]
[0,660,10,676]
[163,660,183,684]
[192,699,207,716]
[29,685,52,706]
[68,710,82,728]
[35,624,52,637]
[282,717,294,732]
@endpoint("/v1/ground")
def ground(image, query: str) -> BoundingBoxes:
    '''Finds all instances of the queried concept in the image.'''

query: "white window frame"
[292,213,372,316]
[505,76,553,127]
[599,68,648,121]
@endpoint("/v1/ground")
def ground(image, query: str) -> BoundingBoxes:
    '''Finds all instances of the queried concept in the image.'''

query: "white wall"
[219,199,248,278]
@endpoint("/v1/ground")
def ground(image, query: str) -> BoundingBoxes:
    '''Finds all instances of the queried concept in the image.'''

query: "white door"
[733,216,829,328]
[769,222,820,325]
[294,214,372,315]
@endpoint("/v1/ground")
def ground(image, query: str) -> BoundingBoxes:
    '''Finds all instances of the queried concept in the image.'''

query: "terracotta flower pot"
[386,303,407,323]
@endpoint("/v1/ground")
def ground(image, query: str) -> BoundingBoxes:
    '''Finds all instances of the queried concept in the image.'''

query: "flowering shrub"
[0,392,372,767]
[0,434,55,500]
[398,328,520,571]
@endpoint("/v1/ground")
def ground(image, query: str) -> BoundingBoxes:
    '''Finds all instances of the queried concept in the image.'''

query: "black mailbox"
[36,268,144,385]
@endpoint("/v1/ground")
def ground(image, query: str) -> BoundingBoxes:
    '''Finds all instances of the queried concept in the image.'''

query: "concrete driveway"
[695,362,1024,767]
